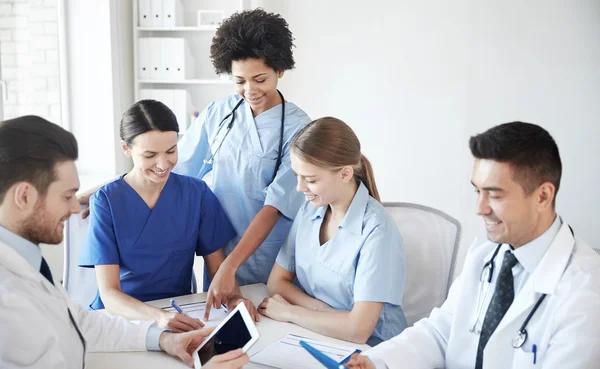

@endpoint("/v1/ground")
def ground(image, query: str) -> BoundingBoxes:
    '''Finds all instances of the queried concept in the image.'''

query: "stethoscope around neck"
[201,90,285,184]
[470,225,574,349]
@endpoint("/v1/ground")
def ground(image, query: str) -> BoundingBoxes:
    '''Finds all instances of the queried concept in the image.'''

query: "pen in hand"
[170,299,189,316]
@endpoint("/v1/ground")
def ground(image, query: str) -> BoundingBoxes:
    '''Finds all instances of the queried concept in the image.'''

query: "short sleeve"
[353,225,405,305]
[78,191,120,267]
[196,185,237,256]
[275,206,304,272]
[264,137,306,220]
[173,102,213,179]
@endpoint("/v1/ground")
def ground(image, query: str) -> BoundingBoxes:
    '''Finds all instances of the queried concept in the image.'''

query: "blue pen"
[299,340,349,369]
[170,299,188,316]
[532,344,537,365]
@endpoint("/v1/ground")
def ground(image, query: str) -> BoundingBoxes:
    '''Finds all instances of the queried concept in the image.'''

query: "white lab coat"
[0,242,153,369]
[366,222,600,369]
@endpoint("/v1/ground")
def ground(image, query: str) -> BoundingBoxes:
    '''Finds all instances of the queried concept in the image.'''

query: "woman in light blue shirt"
[174,9,311,314]
[259,117,408,346]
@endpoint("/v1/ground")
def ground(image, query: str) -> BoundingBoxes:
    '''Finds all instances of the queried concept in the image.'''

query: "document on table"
[162,301,229,327]
[250,334,360,369]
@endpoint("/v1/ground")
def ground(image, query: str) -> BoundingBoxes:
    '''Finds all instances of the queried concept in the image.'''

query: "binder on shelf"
[150,0,163,27]
[163,0,184,27]
[164,38,195,80]
[138,0,152,27]
[172,89,195,134]
[139,88,195,135]
[149,38,162,80]
[138,38,151,80]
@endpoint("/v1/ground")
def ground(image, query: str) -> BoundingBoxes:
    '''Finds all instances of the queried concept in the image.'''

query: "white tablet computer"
[193,302,259,368]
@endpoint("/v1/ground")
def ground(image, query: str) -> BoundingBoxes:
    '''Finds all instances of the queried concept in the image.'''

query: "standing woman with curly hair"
[174,9,311,316]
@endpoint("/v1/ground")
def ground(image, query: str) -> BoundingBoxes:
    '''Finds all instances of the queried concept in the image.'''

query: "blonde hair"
[291,117,380,202]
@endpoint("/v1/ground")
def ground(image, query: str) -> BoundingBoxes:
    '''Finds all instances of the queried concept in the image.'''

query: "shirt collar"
[513,214,562,274]
[0,225,42,270]
[308,182,370,236]
[339,182,370,236]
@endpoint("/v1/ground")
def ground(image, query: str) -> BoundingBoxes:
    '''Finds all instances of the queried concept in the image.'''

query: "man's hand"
[203,349,249,369]
[159,328,214,367]
[159,311,204,333]
[346,353,376,369]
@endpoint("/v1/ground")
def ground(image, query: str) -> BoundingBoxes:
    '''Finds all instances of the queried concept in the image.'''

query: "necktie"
[475,250,519,369]
[40,256,54,285]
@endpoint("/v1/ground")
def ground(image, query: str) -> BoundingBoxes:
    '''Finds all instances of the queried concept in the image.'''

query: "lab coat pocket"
[512,345,543,368]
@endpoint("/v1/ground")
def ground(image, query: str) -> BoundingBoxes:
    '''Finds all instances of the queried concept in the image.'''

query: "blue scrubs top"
[79,173,236,310]
[174,94,311,287]
[276,183,409,346]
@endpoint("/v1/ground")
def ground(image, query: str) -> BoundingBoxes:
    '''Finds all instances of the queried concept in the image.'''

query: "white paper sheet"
[163,301,229,327]
[250,334,359,369]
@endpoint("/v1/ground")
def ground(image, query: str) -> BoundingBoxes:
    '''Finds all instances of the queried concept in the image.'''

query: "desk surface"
[87,283,370,368]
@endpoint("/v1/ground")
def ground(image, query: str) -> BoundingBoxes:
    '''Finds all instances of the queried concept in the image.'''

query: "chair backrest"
[383,202,462,326]
[62,211,97,308]
[63,209,198,309]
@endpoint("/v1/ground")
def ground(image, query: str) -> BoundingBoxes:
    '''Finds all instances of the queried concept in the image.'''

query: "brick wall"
[0,0,61,124]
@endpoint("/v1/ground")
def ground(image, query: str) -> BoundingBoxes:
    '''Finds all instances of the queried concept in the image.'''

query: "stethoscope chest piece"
[512,329,528,348]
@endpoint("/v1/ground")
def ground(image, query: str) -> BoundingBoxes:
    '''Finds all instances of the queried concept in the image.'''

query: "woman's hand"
[205,264,238,320]
[77,191,93,219]
[257,294,294,322]
[227,295,260,322]
[203,349,249,369]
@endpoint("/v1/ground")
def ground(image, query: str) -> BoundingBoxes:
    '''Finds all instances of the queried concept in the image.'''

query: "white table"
[87,283,370,368]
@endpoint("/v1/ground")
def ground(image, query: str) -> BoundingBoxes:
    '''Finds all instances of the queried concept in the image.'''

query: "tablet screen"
[197,309,252,365]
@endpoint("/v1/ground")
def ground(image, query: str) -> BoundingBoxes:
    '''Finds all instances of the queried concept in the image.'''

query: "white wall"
[42,0,134,279]
[64,0,134,177]
[264,0,600,273]
[0,0,61,123]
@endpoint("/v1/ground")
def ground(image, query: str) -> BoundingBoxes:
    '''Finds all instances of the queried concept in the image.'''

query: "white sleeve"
[69,298,152,352]
[0,291,66,369]
[364,275,463,369]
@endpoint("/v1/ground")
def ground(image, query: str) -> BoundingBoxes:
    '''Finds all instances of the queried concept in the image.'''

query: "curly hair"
[210,8,295,74]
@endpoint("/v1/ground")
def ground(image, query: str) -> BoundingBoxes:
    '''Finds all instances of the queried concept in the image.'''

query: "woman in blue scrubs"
[258,117,408,346]
[174,9,311,314]
[79,100,256,332]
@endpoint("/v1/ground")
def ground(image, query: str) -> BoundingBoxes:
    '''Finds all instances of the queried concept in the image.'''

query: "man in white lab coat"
[348,122,600,369]
[0,116,249,369]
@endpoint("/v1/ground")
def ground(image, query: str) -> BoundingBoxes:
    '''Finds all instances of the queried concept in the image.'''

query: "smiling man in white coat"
[347,121,600,369]
[0,116,249,369]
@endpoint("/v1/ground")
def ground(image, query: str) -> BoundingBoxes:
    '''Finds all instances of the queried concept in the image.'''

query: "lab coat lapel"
[244,101,263,153]
[488,223,575,349]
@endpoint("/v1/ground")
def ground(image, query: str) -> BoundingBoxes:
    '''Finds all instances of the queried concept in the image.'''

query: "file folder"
[138,38,151,80]
[163,0,184,27]
[138,0,152,27]
[150,0,163,27]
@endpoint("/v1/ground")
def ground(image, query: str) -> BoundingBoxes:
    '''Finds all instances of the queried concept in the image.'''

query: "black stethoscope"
[68,308,87,368]
[201,90,286,184]
[470,225,574,349]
